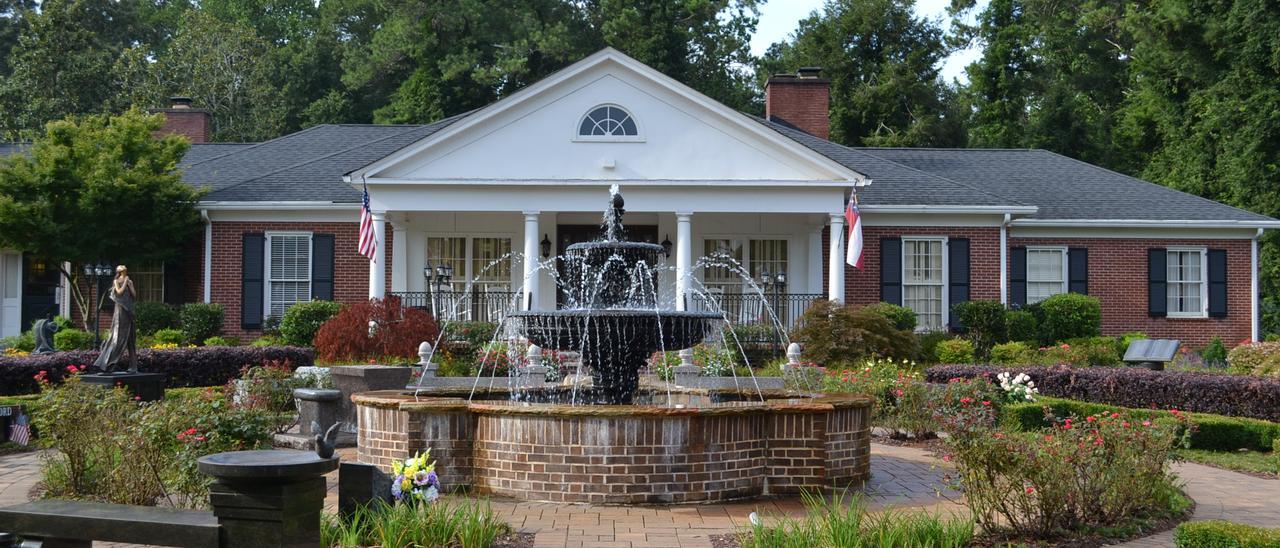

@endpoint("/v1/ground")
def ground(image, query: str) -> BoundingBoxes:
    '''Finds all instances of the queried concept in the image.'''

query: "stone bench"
[0,499,219,547]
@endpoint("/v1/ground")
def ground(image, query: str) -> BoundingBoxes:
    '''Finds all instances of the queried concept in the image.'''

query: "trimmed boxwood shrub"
[133,301,180,336]
[1037,293,1102,343]
[1005,309,1038,343]
[151,328,185,346]
[926,364,1280,422]
[180,303,224,345]
[53,328,95,351]
[1001,396,1280,451]
[990,341,1034,364]
[864,302,917,332]
[935,338,974,364]
[0,346,313,395]
[1175,520,1280,547]
[279,301,342,347]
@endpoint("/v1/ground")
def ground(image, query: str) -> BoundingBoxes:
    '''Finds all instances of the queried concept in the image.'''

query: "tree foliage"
[0,110,204,324]
[758,0,965,147]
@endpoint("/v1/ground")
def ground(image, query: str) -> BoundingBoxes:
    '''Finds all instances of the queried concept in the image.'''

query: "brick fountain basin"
[352,388,872,504]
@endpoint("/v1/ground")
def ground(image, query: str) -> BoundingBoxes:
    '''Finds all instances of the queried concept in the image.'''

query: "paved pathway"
[1117,461,1280,548]
[6,444,1278,547]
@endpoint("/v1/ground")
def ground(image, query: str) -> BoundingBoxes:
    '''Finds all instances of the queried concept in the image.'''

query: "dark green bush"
[1038,293,1102,344]
[953,300,1007,359]
[1175,520,1280,547]
[1061,336,1123,366]
[134,302,180,336]
[1001,396,1280,452]
[1202,337,1228,367]
[1005,309,1038,343]
[279,301,342,347]
[990,341,1034,364]
[864,302,917,332]
[790,300,918,366]
[1,331,35,352]
[180,303,224,345]
[53,329,95,351]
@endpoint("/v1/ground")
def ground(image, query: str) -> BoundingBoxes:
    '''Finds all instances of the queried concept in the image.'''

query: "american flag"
[845,197,864,269]
[358,183,377,262]
[8,413,30,446]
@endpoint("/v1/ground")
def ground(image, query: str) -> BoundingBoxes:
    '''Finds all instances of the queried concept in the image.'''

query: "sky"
[749,0,986,84]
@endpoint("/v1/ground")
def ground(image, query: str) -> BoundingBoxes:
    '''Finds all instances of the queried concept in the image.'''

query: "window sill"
[1165,314,1210,320]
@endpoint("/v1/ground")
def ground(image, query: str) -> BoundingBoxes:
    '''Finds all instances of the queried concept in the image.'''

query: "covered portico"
[360,182,855,327]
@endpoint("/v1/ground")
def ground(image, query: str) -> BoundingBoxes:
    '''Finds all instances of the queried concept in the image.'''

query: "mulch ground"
[491,532,535,547]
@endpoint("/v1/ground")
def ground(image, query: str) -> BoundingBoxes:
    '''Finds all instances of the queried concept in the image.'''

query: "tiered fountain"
[352,188,872,504]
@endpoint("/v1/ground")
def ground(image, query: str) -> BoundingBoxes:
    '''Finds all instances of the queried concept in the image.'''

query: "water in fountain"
[506,187,722,404]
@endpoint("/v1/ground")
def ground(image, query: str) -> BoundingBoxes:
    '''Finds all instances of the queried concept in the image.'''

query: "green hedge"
[1175,521,1280,547]
[1002,397,1280,452]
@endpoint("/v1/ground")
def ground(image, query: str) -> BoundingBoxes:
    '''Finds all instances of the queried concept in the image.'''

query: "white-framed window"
[902,237,946,331]
[132,262,165,302]
[426,235,513,292]
[702,239,743,293]
[265,232,312,318]
[574,104,642,141]
[1167,247,1207,317]
[1026,247,1067,304]
[749,240,788,289]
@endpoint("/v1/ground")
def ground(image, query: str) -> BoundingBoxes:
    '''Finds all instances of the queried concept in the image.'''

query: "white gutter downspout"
[1000,213,1011,305]
[1253,228,1262,342]
[201,210,212,304]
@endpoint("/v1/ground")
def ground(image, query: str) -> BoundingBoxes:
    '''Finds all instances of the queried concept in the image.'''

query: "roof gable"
[348,48,865,185]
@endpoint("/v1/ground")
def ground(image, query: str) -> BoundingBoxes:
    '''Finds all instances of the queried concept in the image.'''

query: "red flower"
[894,389,904,397]
[1086,416,1096,422]
[1044,435,1054,442]
[960,397,973,405]
[942,455,952,462]
[981,400,991,406]
[185,428,198,435]
[1060,344,1071,350]
[1122,421,1130,428]
[195,436,206,442]
[1094,438,1103,446]
[134,395,141,401]
[1025,487,1035,494]
[1142,420,1152,427]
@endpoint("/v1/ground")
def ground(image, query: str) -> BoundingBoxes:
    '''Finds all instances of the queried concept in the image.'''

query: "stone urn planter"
[329,366,413,433]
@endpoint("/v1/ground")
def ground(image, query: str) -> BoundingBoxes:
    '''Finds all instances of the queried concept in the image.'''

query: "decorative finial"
[786,342,802,366]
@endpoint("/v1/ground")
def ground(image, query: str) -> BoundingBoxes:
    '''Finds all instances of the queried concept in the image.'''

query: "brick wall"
[206,221,392,341]
[150,107,212,143]
[1010,237,1253,346]
[821,226,1255,346]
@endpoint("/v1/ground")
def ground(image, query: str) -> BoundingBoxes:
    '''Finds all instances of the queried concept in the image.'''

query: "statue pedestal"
[81,373,166,402]
[198,450,338,547]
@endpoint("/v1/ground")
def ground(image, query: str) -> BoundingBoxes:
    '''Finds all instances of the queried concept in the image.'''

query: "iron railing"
[392,289,521,323]
[689,292,823,330]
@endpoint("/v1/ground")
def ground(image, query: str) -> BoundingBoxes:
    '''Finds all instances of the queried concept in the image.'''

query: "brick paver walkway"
[1116,461,1280,547]
[7,445,1275,547]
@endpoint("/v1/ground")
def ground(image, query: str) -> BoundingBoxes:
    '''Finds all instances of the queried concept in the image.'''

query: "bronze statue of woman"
[94,265,139,374]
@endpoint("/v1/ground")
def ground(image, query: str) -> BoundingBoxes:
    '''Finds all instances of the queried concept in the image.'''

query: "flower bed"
[926,364,1280,422]
[0,346,314,395]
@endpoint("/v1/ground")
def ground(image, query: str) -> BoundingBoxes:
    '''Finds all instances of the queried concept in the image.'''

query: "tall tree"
[951,0,1131,167]
[0,0,143,140]
[0,0,36,77]
[0,110,203,328]
[758,0,965,147]
[115,12,289,142]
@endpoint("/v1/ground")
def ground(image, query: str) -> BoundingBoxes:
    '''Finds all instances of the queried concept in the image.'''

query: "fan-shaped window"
[578,105,638,138]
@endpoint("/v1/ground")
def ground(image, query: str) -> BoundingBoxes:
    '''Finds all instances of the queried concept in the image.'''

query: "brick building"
[4,48,1276,347]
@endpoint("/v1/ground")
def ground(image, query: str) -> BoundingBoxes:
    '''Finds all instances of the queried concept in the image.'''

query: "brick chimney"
[149,97,212,143]
[764,67,830,140]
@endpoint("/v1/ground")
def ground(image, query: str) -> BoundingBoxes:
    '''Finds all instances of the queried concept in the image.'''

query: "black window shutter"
[1208,249,1227,318]
[312,234,335,301]
[1068,248,1088,295]
[880,237,902,305]
[948,238,970,330]
[241,233,265,330]
[162,259,184,306]
[1010,246,1027,307]
[1148,248,1167,317]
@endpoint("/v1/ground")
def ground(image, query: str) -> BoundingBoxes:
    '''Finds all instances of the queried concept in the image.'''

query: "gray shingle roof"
[0,143,30,158]
[854,147,1275,222]
[756,119,1022,208]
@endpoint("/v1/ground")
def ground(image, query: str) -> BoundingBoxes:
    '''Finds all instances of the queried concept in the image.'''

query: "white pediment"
[350,49,863,184]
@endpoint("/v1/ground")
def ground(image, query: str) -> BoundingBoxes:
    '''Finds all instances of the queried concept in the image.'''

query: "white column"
[828,214,845,303]
[522,211,540,311]
[391,223,407,293]
[675,212,692,311]
[202,210,212,303]
[369,212,386,300]
[1253,228,1262,342]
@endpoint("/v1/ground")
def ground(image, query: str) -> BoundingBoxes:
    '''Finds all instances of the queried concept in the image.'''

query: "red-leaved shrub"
[313,298,439,363]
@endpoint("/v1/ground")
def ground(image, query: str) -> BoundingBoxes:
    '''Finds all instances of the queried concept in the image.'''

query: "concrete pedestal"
[197,450,338,548]
[330,366,412,433]
[80,372,166,402]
